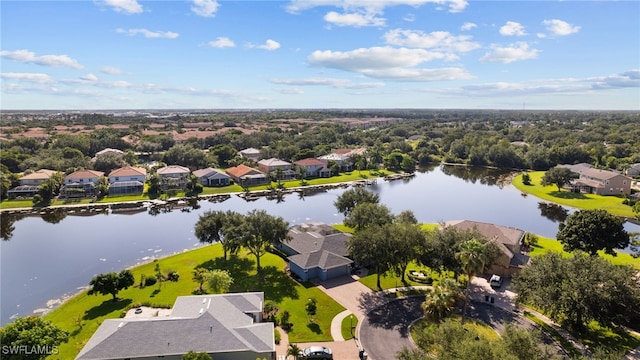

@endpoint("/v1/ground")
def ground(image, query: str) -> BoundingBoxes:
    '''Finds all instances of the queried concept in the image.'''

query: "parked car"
[302,346,333,359]
[489,274,503,288]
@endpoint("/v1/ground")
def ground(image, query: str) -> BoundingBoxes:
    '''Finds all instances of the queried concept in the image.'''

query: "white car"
[489,274,503,288]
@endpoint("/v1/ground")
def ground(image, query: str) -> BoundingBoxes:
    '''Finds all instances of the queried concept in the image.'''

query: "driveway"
[358,297,563,360]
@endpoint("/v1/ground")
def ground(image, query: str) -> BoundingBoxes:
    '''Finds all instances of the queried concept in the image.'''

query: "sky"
[1,0,639,110]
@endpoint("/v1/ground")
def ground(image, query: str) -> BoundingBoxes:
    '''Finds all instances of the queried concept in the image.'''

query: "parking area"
[276,340,361,360]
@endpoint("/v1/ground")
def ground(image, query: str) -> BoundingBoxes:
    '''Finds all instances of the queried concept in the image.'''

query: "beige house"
[445,220,530,278]
[258,158,295,180]
[573,168,632,196]
[225,164,267,185]
[18,169,58,186]
[76,292,275,360]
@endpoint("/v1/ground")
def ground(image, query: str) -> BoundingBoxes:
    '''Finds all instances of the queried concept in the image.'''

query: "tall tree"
[236,210,289,273]
[88,270,135,301]
[348,224,395,290]
[556,209,629,256]
[192,268,209,293]
[541,167,579,191]
[513,251,640,330]
[0,316,69,360]
[455,239,489,323]
[344,202,394,231]
[333,187,380,216]
[194,210,242,261]
[391,222,424,282]
[287,344,302,360]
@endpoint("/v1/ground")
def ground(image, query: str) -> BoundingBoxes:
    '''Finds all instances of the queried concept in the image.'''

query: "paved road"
[359,297,563,360]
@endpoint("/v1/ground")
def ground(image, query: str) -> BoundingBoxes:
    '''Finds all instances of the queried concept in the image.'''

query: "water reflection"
[1,213,24,240]
[440,164,511,188]
[538,202,569,223]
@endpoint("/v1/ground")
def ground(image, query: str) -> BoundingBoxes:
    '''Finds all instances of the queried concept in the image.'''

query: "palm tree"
[287,343,302,360]
[421,278,463,323]
[455,239,488,324]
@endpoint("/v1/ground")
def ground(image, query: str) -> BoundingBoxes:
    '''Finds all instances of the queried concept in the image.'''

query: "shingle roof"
[294,158,326,166]
[77,292,273,360]
[445,220,524,247]
[20,169,58,180]
[285,224,352,271]
[193,167,228,178]
[258,158,291,167]
[156,165,190,175]
[108,166,146,177]
[225,164,264,178]
[239,148,261,155]
[580,168,627,181]
[65,169,104,179]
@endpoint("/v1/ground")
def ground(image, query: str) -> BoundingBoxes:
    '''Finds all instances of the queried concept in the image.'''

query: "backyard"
[44,243,344,359]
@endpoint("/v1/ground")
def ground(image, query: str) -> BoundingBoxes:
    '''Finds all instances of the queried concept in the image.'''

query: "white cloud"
[269,77,384,89]
[286,0,468,14]
[80,74,98,81]
[102,0,143,14]
[591,70,640,89]
[403,13,415,22]
[191,0,219,17]
[247,39,281,51]
[543,19,580,36]
[480,42,540,63]
[308,46,472,81]
[101,66,123,75]
[0,49,84,70]
[116,28,179,39]
[500,21,527,36]
[277,87,305,95]
[324,11,385,27]
[208,37,235,48]
[383,29,480,53]
[0,72,53,83]
[460,22,476,31]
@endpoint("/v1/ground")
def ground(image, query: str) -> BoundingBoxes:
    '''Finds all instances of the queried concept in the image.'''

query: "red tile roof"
[294,158,326,166]
[225,164,262,178]
[108,166,147,177]
[66,169,104,179]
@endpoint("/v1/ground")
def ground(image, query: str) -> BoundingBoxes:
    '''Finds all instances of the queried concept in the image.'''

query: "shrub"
[274,329,281,345]
[144,276,157,287]
[167,271,180,282]
[522,172,531,185]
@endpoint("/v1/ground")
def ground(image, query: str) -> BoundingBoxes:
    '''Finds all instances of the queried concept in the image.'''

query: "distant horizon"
[2,0,639,110]
[2,107,639,114]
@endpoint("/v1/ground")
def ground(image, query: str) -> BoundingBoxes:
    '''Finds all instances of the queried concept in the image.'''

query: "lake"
[1,165,638,325]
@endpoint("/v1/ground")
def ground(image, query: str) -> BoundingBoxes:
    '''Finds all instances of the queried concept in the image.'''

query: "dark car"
[302,346,333,360]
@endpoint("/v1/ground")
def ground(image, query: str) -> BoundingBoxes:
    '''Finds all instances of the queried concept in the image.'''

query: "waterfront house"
[258,158,295,180]
[574,168,631,195]
[108,166,147,195]
[318,153,352,172]
[61,169,104,198]
[445,220,530,278]
[238,147,262,162]
[156,165,191,190]
[293,158,331,178]
[225,164,268,186]
[193,167,230,186]
[76,292,275,360]
[7,169,59,199]
[277,223,353,282]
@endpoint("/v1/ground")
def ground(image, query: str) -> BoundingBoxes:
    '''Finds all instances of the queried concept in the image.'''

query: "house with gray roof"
[445,220,530,278]
[76,292,275,360]
[277,223,353,282]
[193,167,230,186]
[558,164,632,195]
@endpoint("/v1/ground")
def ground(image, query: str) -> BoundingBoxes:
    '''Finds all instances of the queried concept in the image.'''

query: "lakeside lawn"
[512,171,635,218]
[529,235,640,269]
[0,170,385,210]
[44,244,344,359]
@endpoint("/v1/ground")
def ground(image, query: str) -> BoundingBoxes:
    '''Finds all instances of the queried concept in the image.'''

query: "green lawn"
[359,262,454,291]
[341,314,358,340]
[0,170,387,210]
[513,171,635,218]
[530,236,640,269]
[44,244,344,359]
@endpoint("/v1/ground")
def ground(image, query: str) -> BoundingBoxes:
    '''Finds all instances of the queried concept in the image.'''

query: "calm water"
[1,165,638,325]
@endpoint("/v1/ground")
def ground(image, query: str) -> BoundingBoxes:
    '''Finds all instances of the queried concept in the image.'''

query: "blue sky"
[1,0,638,110]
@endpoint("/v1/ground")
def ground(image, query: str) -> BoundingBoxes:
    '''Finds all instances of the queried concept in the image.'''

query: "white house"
[238,147,261,162]
[76,292,275,360]
[293,158,331,178]
[108,166,147,195]
[61,169,104,198]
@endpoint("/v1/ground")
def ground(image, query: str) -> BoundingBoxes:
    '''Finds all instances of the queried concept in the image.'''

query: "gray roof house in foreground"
[277,223,353,282]
[76,292,275,360]
[445,220,530,278]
